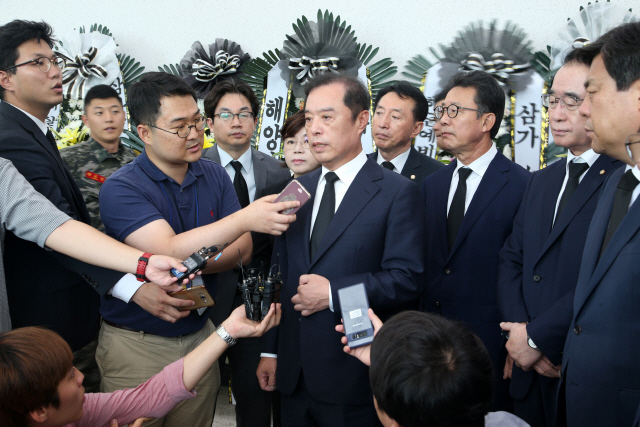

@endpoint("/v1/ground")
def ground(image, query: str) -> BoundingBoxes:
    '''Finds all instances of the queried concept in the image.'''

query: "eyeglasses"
[146,115,207,138]
[626,134,640,147]
[541,94,584,111]
[434,105,481,119]
[3,56,66,73]
[213,112,255,123]
[283,137,309,150]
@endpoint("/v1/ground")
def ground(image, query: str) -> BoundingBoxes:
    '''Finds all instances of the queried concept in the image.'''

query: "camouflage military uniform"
[61,138,137,232]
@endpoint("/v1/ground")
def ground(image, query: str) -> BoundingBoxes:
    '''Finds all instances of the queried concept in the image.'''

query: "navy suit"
[368,146,444,186]
[0,102,123,351]
[263,158,425,425]
[560,166,640,426]
[421,151,530,411]
[498,155,621,426]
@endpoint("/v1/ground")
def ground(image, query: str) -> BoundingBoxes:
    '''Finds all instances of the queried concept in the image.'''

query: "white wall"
[1,0,636,76]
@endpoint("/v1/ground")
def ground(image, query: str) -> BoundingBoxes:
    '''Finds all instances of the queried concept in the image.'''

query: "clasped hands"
[500,322,560,379]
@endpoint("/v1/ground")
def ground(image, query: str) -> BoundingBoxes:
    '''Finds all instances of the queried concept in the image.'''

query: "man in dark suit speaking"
[420,70,530,412]
[369,81,444,185]
[256,73,425,427]
[498,49,622,427]
[557,22,640,426]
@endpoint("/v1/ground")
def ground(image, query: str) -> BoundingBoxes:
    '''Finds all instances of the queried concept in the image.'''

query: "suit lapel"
[434,161,456,255]
[309,161,380,267]
[448,153,509,259]
[0,104,88,220]
[573,168,626,313]
[537,156,612,262]
[204,145,222,163]
[252,149,268,196]
[400,147,421,182]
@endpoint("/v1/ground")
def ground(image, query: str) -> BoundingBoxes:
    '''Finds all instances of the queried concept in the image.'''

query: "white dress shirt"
[626,164,640,208]
[218,146,257,202]
[447,144,498,215]
[3,102,141,302]
[552,149,600,222]
[375,147,411,174]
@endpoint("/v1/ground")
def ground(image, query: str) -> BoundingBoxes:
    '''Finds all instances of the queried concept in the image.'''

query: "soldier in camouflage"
[61,85,136,233]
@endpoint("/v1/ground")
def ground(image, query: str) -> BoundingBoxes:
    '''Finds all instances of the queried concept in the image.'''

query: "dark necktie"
[600,169,640,257]
[46,129,58,149]
[310,172,339,260]
[381,161,395,171]
[230,160,250,208]
[447,167,472,252]
[555,161,590,224]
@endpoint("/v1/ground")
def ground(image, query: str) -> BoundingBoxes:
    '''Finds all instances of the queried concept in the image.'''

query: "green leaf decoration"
[158,63,185,77]
[544,141,568,165]
[239,54,282,106]
[120,129,145,153]
[117,54,145,88]
[402,54,437,88]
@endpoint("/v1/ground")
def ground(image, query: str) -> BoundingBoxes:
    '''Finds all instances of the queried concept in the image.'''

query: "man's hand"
[335,309,384,367]
[257,357,277,391]
[292,274,330,316]
[503,354,514,379]
[222,303,282,339]
[532,355,561,378]
[131,282,193,323]
[146,254,198,287]
[242,194,299,235]
[500,322,543,370]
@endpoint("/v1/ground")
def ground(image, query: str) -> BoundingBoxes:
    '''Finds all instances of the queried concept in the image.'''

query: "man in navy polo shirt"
[98,72,298,427]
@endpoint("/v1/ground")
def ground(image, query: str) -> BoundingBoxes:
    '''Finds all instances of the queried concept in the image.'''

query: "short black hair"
[370,311,492,427]
[83,84,122,112]
[127,72,197,126]
[0,20,56,100]
[433,87,450,105]
[596,21,640,91]
[304,73,370,122]
[447,71,505,139]
[374,81,429,122]
[203,79,259,120]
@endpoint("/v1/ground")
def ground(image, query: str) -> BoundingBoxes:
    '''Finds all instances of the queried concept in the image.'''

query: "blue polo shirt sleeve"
[99,166,167,242]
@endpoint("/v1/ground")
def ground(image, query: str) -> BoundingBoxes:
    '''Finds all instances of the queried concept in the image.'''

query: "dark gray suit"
[369,146,444,186]
[202,144,290,427]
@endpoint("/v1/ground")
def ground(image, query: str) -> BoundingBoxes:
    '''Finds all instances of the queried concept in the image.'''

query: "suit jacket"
[368,146,444,186]
[262,158,425,405]
[560,166,640,426]
[202,145,291,325]
[0,102,123,350]
[498,155,621,400]
[421,152,530,386]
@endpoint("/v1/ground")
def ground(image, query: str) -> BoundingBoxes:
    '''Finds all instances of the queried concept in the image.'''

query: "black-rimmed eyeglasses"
[434,105,481,120]
[3,56,66,73]
[146,115,207,138]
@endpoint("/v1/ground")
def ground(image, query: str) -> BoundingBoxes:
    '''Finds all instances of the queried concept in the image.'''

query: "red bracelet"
[136,253,153,282]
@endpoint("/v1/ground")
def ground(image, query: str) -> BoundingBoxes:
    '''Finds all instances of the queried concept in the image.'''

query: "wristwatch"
[527,334,540,351]
[135,253,153,282]
[216,325,237,347]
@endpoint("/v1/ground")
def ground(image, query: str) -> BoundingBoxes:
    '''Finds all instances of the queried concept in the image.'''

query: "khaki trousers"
[96,320,220,427]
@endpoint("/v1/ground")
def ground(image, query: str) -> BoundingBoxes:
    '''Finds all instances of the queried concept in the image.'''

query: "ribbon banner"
[60,47,108,98]
[512,72,546,171]
[414,63,446,159]
[192,50,240,82]
[460,52,530,86]
[288,56,339,85]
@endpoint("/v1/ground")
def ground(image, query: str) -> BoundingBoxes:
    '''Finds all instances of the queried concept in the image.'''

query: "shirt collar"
[3,101,48,135]
[566,148,599,168]
[454,143,498,178]
[218,145,253,172]
[376,146,411,172]
[137,151,203,187]
[320,150,367,187]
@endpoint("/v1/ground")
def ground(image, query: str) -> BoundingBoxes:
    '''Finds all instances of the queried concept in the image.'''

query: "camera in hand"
[170,243,229,284]
[238,264,283,321]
